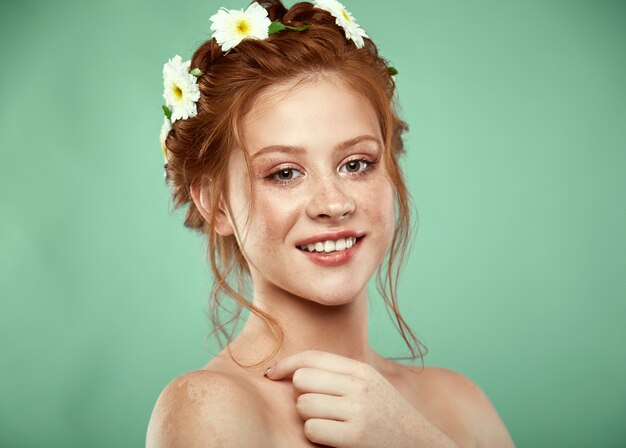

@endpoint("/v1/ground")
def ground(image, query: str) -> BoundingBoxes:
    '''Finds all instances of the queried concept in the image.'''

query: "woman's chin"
[299,287,366,307]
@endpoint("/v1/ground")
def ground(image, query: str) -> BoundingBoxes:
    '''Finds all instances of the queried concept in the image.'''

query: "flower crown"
[160,0,396,163]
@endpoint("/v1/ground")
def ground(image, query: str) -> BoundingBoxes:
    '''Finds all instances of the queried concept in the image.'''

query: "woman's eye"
[271,168,302,183]
[340,159,370,174]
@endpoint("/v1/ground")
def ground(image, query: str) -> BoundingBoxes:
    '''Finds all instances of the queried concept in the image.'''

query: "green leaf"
[268,20,286,35]
[190,67,204,77]
[269,20,311,35]
[162,105,172,120]
[285,23,310,32]
[387,66,399,76]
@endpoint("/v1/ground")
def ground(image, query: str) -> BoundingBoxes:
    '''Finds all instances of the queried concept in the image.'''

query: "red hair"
[164,0,427,367]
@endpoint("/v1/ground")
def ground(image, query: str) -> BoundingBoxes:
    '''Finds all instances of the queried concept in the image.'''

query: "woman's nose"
[305,177,356,222]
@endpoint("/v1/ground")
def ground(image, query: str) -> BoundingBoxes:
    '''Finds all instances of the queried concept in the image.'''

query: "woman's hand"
[264,350,459,448]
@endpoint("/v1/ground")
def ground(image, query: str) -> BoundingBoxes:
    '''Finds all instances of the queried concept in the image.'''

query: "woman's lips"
[296,236,364,267]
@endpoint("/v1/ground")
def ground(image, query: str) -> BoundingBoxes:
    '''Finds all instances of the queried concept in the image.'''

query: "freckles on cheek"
[363,179,396,235]
[252,193,298,244]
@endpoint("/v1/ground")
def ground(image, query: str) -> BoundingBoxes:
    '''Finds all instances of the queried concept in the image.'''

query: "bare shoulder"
[146,369,269,448]
[402,365,515,448]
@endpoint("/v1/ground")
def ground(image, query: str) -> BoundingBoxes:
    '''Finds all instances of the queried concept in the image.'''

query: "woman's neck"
[226,284,377,367]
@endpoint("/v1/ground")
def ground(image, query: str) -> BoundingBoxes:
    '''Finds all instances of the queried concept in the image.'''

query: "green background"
[1,0,624,446]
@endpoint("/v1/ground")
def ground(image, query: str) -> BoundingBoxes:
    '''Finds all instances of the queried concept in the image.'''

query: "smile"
[297,236,359,253]
[296,236,365,267]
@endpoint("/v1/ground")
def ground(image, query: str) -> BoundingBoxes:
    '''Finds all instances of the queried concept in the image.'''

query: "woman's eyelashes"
[266,157,379,185]
[339,159,369,174]
[268,166,303,184]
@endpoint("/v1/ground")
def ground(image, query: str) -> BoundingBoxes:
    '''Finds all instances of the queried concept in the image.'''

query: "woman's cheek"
[253,192,299,242]
[363,177,396,238]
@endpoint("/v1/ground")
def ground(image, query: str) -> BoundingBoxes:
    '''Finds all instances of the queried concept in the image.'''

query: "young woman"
[147,1,515,446]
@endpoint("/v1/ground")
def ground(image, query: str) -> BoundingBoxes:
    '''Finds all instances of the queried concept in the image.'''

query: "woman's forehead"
[240,77,382,157]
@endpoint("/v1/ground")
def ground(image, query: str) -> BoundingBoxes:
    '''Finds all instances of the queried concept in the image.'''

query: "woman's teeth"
[299,237,357,253]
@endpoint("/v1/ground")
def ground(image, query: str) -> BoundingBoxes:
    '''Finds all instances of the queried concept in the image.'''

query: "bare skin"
[147,311,514,447]
[146,76,515,447]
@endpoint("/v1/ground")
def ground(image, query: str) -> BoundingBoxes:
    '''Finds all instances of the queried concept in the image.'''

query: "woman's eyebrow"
[251,144,306,160]
[251,135,381,160]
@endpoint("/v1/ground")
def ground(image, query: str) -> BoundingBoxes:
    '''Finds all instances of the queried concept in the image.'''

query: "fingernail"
[263,364,275,378]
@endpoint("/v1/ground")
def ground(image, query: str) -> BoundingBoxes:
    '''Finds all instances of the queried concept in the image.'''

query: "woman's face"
[222,76,396,306]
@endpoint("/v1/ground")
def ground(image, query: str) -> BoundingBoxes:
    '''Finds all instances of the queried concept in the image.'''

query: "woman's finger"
[265,350,369,380]
[296,393,352,421]
[303,418,351,447]
[291,367,363,395]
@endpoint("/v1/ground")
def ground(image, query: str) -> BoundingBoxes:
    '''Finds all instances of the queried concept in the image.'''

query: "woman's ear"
[190,181,235,237]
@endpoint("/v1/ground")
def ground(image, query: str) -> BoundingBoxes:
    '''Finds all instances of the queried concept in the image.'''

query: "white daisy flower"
[162,55,201,123]
[160,116,172,162]
[209,2,271,52]
[313,0,368,49]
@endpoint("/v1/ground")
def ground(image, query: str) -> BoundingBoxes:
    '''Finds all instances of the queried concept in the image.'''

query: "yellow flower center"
[172,85,183,100]
[341,8,352,23]
[236,19,251,35]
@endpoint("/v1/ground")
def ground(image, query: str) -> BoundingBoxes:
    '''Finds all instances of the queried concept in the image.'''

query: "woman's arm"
[420,367,516,448]
[146,370,268,448]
